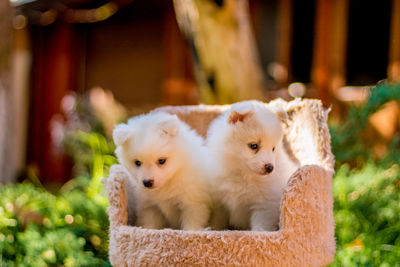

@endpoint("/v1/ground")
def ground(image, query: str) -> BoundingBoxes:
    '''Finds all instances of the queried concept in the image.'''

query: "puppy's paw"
[250,209,279,231]
[181,204,211,231]
[137,207,166,229]
[251,223,278,231]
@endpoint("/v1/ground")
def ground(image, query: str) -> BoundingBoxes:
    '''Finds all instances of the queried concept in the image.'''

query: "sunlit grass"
[332,163,400,266]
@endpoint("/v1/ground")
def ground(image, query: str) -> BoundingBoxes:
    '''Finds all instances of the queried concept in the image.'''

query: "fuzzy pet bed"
[105,98,336,266]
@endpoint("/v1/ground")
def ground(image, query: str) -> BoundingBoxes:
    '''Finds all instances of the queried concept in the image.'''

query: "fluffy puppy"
[207,100,298,231]
[113,112,212,230]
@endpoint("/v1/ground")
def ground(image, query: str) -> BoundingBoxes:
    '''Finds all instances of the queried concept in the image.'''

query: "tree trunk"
[0,0,14,183]
[173,0,265,104]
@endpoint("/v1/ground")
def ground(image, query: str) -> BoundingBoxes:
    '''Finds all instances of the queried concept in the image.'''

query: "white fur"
[206,100,298,231]
[113,112,212,230]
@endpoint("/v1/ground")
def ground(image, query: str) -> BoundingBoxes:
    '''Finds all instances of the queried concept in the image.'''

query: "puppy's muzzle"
[143,179,154,188]
[264,163,274,174]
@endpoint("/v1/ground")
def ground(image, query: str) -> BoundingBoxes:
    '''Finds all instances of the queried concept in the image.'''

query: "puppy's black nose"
[143,179,154,188]
[265,163,274,174]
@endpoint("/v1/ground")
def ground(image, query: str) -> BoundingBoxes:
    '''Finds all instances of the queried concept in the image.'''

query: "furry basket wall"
[105,99,336,266]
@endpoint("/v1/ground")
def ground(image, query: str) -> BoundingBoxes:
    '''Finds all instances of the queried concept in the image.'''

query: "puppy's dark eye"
[272,147,275,152]
[248,143,258,150]
[134,160,142,167]
[158,158,167,165]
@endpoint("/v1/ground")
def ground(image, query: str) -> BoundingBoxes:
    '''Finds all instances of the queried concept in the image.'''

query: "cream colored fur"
[206,100,299,231]
[105,99,336,266]
[113,112,212,230]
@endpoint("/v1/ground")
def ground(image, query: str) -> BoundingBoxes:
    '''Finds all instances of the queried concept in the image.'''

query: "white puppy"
[207,100,298,231]
[113,112,212,230]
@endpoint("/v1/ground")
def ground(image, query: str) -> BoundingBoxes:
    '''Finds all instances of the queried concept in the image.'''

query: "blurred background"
[1,0,400,265]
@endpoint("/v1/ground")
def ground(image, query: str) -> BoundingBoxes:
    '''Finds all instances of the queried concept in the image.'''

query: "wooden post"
[388,0,400,82]
[28,21,78,184]
[330,0,348,92]
[312,0,348,107]
[311,0,333,106]
[328,0,349,120]
[276,0,293,86]
[0,0,14,183]
[173,0,265,104]
[11,25,31,181]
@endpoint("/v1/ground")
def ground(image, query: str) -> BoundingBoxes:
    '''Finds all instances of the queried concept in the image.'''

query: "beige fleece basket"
[105,98,336,266]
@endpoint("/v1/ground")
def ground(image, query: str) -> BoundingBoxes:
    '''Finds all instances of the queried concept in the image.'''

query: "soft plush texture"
[105,98,336,266]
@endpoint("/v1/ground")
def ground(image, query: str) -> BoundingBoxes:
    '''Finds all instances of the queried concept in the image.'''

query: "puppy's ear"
[227,110,253,124]
[113,124,132,146]
[273,107,288,122]
[160,116,180,137]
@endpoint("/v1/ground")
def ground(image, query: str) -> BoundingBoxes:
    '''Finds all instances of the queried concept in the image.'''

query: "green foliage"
[1,91,118,266]
[332,163,400,266]
[62,131,117,205]
[331,82,400,265]
[0,183,110,266]
[330,82,400,166]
